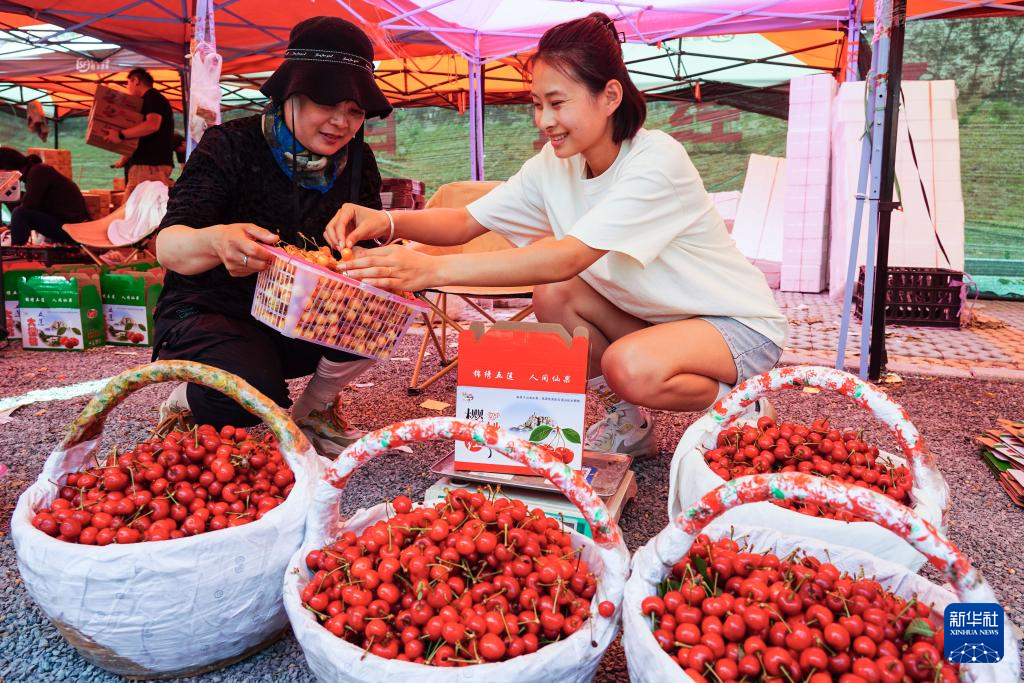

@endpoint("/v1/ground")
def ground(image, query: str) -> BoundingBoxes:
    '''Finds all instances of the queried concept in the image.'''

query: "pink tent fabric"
[5,0,1022,72]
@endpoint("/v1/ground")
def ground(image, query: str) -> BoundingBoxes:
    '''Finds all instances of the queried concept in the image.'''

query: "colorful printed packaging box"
[101,269,163,346]
[19,275,104,351]
[3,261,47,341]
[455,321,589,475]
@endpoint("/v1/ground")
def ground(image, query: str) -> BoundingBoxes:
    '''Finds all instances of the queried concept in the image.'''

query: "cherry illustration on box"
[455,321,589,475]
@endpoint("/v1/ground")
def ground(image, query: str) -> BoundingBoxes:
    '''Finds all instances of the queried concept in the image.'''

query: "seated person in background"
[0,147,89,245]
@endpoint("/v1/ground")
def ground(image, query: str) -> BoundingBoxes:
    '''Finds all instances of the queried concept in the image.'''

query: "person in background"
[106,67,174,197]
[0,147,88,245]
[172,132,187,165]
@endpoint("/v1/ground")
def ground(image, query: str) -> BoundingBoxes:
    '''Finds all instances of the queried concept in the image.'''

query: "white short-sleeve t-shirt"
[466,128,788,348]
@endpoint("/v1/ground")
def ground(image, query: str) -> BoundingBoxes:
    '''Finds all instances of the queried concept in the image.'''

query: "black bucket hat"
[261,16,392,119]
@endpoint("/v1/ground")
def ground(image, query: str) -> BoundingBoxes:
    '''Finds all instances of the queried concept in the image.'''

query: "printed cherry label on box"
[455,321,589,475]
[3,261,46,341]
[18,275,104,351]
[101,270,163,346]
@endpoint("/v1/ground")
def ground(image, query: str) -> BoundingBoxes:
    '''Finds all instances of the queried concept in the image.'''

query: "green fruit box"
[3,261,47,342]
[18,274,104,351]
[100,270,163,346]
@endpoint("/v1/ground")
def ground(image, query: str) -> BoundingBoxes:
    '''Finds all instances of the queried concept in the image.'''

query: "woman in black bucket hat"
[151,16,391,455]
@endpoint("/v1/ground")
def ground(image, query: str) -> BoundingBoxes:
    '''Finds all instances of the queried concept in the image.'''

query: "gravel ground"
[1,335,1022,681]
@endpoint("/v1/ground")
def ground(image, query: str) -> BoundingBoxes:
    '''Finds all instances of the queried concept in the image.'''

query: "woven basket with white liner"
[624,472,1019,682]
[283,416,629,682]
[669,365,949,570]
[11,360,323,678]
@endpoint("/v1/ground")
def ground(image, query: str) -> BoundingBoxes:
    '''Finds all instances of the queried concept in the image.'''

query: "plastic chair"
[406,180,534,394]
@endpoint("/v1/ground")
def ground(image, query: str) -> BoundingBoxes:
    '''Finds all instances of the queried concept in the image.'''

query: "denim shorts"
[699,316,783,385]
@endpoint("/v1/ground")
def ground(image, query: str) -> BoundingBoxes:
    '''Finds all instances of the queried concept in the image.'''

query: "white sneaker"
[584,405,657,457]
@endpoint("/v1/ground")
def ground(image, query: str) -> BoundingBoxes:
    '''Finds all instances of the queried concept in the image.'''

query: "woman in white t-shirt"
[326,12,788,457]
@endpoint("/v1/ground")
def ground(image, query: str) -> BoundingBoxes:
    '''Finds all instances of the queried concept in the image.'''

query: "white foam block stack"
[710,190,742,233]
[781,73,836,293]
[732,154,786,288]
[828,80,964,299]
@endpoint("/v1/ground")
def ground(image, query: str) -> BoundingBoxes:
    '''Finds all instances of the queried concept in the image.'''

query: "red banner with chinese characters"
[456,324,588,392]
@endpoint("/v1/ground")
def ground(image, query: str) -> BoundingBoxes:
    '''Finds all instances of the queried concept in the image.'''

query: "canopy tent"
[2,0,1020,121]
[0,21,844,118]
[3,0,1021,66]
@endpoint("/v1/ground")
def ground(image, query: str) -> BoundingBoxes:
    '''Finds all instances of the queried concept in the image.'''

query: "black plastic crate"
[853,266,964,328]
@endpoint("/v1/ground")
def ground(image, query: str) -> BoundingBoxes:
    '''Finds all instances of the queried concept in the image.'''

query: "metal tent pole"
[846,0,862,81]
[867,0,908,380]
[467,56,479,180]
[835,36,881,372]
[179,67,190,154]
[835,0,906,379]
[478,54,486,179]
[467,37,485,181]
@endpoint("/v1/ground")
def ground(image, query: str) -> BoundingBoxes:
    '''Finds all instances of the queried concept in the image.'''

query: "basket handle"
[709,365,947,511]
[60,360,311,456]
[678,472,993,604]
[321,417,622,547]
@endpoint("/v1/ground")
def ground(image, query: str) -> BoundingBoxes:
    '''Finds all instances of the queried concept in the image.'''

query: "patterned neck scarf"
[261,100,347,193]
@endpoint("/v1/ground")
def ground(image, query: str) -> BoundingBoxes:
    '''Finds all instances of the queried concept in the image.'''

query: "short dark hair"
[533,12,646,143]
[127,68,154,87]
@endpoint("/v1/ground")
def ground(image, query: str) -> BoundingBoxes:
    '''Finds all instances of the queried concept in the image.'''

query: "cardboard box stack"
[732,154,785,289]
[454,321,589,474]
[27,148,72,180]
[109,177,127,208]
[86,85,143,156]
[976,419,1024,508]
[380,178,425,210]
[828,80,965,299]
[82,189,113,220]
[781,73,836,293]
[427,320,637,535]
[47,263,103,279]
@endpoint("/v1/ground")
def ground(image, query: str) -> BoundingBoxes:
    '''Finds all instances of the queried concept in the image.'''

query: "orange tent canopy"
[0,0,1021,116]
